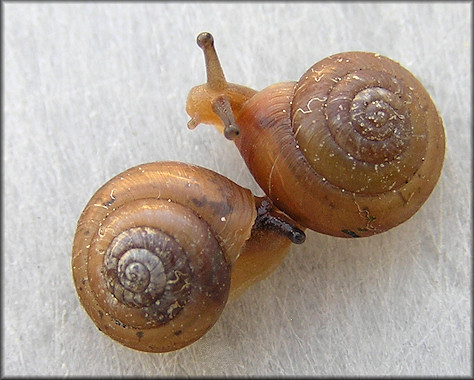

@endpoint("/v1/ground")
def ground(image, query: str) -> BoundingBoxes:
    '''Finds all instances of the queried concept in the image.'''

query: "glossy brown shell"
[235,52,445,237]
[72,161,256,352]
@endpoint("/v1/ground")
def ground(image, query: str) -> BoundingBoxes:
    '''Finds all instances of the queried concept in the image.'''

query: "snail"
[72,161,305,353]
[72,33,446,353]
[186,32,445,238]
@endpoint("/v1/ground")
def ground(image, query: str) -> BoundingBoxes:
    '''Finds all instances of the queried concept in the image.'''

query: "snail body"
[186,33,445,237]
[72,161,304,353]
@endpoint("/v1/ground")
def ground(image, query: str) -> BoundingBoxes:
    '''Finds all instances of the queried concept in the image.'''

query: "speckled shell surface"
[235,52,445,237]
[72,161,256,352]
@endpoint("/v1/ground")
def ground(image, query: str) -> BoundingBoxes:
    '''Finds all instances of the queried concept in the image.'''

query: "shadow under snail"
[72,32,445,354]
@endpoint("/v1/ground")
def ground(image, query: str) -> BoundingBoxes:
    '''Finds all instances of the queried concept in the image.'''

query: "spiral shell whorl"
[327,71,411,163]
[292,51,427,194]
[104,227,192,319]
[234,53,444,237]
[72,161,257,352]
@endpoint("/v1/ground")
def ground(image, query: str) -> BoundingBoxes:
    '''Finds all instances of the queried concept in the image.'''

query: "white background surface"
[3,2,471,376]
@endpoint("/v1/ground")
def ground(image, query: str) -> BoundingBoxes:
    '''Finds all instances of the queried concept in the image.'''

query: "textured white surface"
[3,2,471,376]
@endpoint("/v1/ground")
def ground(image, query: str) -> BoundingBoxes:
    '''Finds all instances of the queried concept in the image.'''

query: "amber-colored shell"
[235,52,445,237]
[72,161,256,352]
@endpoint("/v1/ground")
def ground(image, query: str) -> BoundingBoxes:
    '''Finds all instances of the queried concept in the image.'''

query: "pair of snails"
[72,32,445,353]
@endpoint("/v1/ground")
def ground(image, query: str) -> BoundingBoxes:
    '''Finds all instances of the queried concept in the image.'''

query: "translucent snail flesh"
[72,161,305,353]
[186,33,445,238]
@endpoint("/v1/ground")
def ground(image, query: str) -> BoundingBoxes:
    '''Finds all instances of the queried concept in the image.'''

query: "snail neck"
[229,196,306,300]
[252,196,306,245]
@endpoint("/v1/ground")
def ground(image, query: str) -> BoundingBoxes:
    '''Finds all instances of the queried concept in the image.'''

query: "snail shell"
[187,33,445,238]
[72,161,256,353]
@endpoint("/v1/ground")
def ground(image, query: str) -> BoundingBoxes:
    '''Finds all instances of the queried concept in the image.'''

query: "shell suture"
[291,52,426,195]
[72,161,257,352]
[104,226,192,324]
[233,51,444,237]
